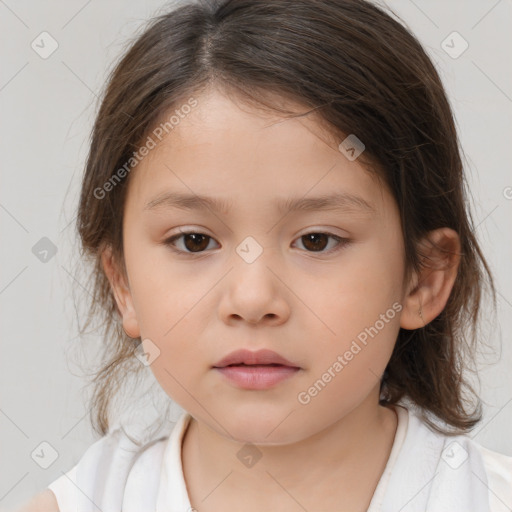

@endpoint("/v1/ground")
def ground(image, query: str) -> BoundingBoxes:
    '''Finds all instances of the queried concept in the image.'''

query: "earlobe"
[400,228,461,330]
[101,246,141,339]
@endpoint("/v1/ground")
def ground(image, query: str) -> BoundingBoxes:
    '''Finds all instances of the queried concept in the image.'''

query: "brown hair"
[75,0,497,437]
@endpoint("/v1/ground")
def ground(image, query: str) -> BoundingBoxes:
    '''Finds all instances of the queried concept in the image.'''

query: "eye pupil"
[184,233,209,252]
[302,233,328,251]
[168,231,345,256]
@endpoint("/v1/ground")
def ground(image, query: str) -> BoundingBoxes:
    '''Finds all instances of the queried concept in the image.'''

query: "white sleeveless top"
[47,405,512,512]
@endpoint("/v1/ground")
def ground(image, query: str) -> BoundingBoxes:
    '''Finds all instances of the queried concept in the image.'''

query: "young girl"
[21,0,511,511]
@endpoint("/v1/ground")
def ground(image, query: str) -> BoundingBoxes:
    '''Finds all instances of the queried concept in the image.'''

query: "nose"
[217,255,291,327]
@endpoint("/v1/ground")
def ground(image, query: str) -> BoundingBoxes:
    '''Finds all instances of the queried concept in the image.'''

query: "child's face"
[116,87,408,444]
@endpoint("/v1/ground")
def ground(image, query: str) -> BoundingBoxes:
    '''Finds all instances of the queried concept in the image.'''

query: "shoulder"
[475,442,512,475]
[473,443,512,510]
[45,426,172,511]
[15,489,60,512]
[408,406,512,509]
[383,405,512,511]
[409,406,512,477]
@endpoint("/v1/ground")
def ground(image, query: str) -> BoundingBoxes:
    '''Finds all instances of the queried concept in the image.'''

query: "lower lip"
[213,365,300,390]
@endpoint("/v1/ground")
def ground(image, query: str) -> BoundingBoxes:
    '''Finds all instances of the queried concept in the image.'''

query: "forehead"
[126,88,391,216]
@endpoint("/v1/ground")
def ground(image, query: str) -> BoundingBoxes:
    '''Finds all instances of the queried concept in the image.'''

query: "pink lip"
[212,349,301,390]
[214,365,300,390]
[213,348,298,368]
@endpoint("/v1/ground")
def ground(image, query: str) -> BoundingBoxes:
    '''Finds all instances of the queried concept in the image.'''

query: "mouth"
[213,364,300,390]
[217,363,288,367]
[212,349,301,390]
[212,348,300,369]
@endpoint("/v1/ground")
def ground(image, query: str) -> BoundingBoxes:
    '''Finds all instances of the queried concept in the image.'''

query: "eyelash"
[162,230,350,256]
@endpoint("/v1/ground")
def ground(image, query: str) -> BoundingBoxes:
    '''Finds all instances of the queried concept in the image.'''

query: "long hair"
[75,0,496,436]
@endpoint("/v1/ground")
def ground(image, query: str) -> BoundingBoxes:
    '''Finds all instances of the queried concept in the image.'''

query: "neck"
[181,390,399,511]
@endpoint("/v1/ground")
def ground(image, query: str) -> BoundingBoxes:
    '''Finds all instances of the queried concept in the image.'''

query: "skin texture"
[102,86,461,511]
[16,489,59,512]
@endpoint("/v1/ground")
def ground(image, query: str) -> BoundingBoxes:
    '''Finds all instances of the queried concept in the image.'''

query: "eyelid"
[162,228,220,257]
[162,228,351,256]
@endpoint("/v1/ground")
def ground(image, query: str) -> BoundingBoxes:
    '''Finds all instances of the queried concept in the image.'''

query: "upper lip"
[213,349,300,368]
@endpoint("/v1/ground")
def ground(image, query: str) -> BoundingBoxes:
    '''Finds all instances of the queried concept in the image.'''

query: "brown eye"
[301,233,329,251]
[163,230,349,256]
[294,232,348,253]
[164,231,218,253]
[182,233,210,252]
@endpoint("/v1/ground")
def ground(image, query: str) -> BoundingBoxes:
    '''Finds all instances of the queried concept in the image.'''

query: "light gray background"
[1,0,511,510]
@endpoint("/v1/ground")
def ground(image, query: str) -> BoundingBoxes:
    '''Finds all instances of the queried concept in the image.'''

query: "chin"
[218,410,307,446]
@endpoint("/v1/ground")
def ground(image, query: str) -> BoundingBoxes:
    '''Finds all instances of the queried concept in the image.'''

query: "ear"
[400,228,461,330]
[101,245,141,339]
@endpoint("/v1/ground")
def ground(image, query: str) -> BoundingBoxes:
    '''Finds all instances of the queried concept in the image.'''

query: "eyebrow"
[144,191,376,216]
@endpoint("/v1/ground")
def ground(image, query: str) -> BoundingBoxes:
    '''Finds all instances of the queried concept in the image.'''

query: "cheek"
[300,289,401,415]
[123,243,211,388]
[125,240,204,332]
[322,241,403,324]
[306,237,403,375]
